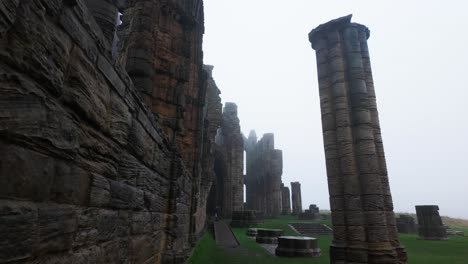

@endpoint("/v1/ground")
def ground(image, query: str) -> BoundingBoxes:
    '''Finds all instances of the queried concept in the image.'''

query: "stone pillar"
[415,205,447,240]
[291,182,302,215]
[281,184,291,215]
[270,149,283,216]
[215,103,244,218]
[84,0,119,42]
[244,133,283,217]
[244,130,258,210]
[309,15,407,263]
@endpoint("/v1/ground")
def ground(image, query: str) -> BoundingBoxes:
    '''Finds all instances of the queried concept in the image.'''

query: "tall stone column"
[281,184,291,215]
[291,182,302,215]
[309,15,407,263]
[215,103,244,218]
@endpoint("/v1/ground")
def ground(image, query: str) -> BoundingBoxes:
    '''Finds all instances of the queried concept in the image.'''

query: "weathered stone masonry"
[0,0,219,263]
[244,132,283,217]
[415,205,447,240]
[309,15,407,263]
[291,181,303,216]
[212,103,244,219]
[281,183,291,215]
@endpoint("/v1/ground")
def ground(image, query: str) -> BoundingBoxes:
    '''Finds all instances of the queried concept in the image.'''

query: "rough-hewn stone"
[309,15,407,263]
[244,132,284,217]
[0,0,222,263]
[291,182,303,216]
[299,204,320,220]
[281,183,291,215]
[212,103,244,219]
[275,236,321,257]
[415,205,447,240]
[396,215,417,234]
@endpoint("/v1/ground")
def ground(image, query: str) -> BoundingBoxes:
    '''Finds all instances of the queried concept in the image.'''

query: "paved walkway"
[214,221,240,248]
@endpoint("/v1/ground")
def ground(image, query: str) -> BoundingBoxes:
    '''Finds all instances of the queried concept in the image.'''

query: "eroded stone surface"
[291,182,303,216]
[244,132,284,217]
[396,215,417,234]
[309,15,407,263]
[212,103,244,219]
[0,0,222,263]
[415,205,447,240]
[281,184,291,215]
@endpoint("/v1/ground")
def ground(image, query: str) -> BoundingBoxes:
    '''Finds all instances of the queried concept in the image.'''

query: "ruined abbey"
[0,1,408,264]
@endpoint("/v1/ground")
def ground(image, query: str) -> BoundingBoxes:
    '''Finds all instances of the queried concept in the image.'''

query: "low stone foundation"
[255,228,283,244]
[275,236,320,257]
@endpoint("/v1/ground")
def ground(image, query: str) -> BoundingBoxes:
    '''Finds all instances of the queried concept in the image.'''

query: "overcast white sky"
[203,0,468,219]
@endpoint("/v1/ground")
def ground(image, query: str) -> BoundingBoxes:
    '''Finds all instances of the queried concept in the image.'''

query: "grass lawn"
[189,216,468,264]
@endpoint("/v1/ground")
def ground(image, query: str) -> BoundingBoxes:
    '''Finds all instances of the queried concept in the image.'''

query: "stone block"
[37,204,77,254]
[0,143,55,201]
[89,174,111,207]
[97,55,126,97]
[131,212,152,235]
[128,119,155,165]
[109,180,144,210]
[63,47,110,130]
[0,200,37,263]
[50,162,90,206]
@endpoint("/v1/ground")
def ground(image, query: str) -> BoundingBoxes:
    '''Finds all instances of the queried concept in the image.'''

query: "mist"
[203,0,468,219]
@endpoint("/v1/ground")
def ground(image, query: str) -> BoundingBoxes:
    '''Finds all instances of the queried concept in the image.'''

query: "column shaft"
[309,15,407,264]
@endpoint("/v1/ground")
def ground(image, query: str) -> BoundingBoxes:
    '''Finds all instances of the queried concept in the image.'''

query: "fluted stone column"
[309,15,407,263]
[291,182,302,215]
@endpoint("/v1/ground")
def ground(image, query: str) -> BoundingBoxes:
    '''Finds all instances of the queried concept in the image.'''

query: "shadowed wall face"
[244,132,284,217]
[415,205,447,240]
[213,103,244,218]
[309,15,407,263]
[0,0,221,263]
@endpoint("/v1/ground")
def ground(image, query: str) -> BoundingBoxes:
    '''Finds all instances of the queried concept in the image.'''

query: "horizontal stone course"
[0,0,215,263]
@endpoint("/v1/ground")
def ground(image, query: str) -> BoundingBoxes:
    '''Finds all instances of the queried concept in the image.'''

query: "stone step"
[289,222,333,235]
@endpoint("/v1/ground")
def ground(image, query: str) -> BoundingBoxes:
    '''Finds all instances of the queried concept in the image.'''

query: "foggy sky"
[203,0,468,219]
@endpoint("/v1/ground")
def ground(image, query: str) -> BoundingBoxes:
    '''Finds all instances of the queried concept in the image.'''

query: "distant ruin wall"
[0,0,216,263]
[213,103,244,218]
[244,132,283,217]
[416,205,447,240]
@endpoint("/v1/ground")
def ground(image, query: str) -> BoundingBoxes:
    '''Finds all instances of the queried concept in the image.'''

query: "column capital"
[308,14,370,50]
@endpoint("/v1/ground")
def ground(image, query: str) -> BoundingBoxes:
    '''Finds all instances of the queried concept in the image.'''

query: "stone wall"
[195,65,222,233]
[213,103,244,218]
[244,132,283,217]
[396,215,417,234]
[0,0,219,263]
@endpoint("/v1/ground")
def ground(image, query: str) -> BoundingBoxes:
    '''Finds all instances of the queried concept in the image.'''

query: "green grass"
[189,216,468,264]
[400,233,468,264]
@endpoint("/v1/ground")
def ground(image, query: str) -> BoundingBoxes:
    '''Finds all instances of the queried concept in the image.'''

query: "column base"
[330,244,407,264]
